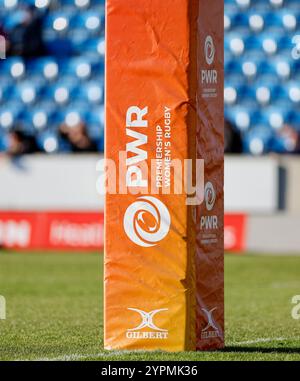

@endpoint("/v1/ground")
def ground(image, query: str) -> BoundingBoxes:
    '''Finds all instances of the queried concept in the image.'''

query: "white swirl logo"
[205,35,215,66]
[123,196,171,247]
[205,182,216,211]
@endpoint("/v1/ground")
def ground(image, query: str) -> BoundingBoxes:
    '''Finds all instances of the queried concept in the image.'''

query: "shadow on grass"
[224,346,300,354]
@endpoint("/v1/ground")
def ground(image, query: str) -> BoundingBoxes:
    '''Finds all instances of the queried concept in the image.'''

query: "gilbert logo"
[128,308,168,331]
[123,196,171,247]
[201,307,220,339]
[205,35,215,65]
[204,182,216,211]
[126,308,168,339]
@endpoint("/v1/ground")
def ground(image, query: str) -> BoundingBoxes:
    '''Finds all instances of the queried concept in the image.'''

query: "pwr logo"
[204,182,216,211]
[205,35,215,65]
[0,220,31,248]
[200,182,218,231]
[123,196,171,248]
[202,35,218,85]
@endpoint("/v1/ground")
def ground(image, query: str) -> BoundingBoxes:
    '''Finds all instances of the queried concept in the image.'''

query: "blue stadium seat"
[0,57,25,79]
[86,106,104,151]
[248,12,266,33]
[285,0,300,11]
[0,103,23,130]
[262,106,290,129]
[27,58,59,81]
[265,10,298,31]
[0,83,12,104]
[78,37,105,58]
[10,81,43,105]
[61,106,89,125]
[285,81,300,104]
[225,106,255,131]
[44,80,77,105]
[244,126,274,155]
[288,110,300,129]
[22,106,55,131]
[74,81,104,104]
[0,132,7,152]
[36,131,60,153]
[71,11,104,34]
[258,57,293,80]
[58,0,105,9]
[43,11,74,56]
[226,32,247,55]
[44,10,74,33]
[235,0,252,10]
[62,56,103,79]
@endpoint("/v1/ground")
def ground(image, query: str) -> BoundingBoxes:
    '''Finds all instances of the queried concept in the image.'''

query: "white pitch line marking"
[22,350,132,362]
[30,353,104,362]
[18,337,300,361]
[232,336,300,346]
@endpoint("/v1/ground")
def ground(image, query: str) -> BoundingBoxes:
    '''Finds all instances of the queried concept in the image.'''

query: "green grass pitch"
[0,251,299,361]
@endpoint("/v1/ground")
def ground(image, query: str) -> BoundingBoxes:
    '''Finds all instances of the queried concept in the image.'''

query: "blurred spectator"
[225,119,243,154]
[8,5,45,58]
[59,121,97,153]
[276,124,300,154]
[6,128,39,157]
[0,24,7,38]
[0,24,9,58]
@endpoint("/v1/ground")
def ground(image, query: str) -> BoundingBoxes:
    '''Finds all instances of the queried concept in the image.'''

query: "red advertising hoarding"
[0,212,103,250]
[0,212,245,252]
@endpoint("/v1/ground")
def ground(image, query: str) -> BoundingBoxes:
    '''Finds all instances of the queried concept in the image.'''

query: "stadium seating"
[0,0,299,154]
[0,0,105,153]
[225,0,300,154]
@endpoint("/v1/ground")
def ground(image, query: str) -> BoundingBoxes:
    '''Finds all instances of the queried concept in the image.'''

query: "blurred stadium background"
[0,0,299,253]
[0,0,299,361]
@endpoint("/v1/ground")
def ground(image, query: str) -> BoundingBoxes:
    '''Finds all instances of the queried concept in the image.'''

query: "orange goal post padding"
[105,0,224,351]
